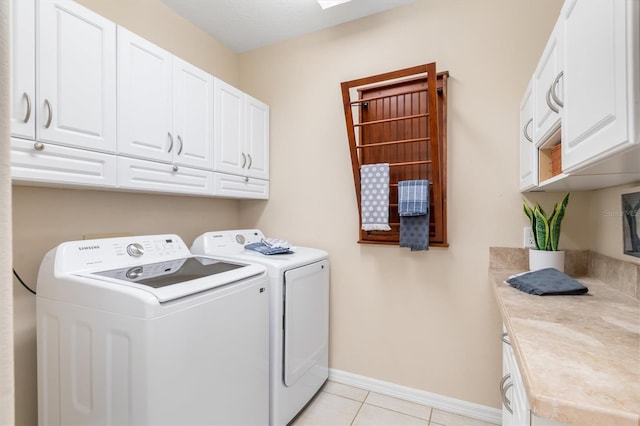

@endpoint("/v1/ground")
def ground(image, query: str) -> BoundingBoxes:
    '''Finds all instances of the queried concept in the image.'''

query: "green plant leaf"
[549,193,570,251]
[533,206,549,250]
[523,200,533,222]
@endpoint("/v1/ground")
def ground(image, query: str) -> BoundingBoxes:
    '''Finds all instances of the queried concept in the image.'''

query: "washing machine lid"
[77,256,264,302]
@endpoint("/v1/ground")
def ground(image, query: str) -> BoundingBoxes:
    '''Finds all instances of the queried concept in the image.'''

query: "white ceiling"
[159,0,414,53]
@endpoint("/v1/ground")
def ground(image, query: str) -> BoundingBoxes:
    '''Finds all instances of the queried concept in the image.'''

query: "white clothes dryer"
[191,230,329,426]
[37,234,269,426]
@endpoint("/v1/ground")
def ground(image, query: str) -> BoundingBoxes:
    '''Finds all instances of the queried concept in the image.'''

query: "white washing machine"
[36,234,269,426]
[191,230,329,426]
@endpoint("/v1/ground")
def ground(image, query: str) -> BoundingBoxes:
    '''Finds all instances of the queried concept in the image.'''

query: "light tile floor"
[290,381,498,426]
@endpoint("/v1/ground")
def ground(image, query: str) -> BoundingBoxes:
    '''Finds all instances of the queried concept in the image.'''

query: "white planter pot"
[529,249,565,272]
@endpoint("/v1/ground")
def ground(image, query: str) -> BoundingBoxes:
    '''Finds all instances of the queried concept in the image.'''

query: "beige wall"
[11,1,243,424]
[238,0,568,408]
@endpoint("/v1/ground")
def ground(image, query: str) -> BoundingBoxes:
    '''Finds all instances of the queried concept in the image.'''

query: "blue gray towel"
[398,180,429,215]
[360,164,391,231]
[399,180,429,251]
[506,268,589,295]
[245,242,293,255]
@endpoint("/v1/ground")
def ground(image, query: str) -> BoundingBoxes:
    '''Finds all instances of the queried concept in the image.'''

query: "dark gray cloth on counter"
[506,268,589,296]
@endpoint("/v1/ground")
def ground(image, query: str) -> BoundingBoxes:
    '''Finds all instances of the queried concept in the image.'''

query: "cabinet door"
[532,20,562,146]
[245,96,270,180]
[561,0,636,172]
[117,27,173,162]
[118,157,213,196]
[38,0,116,153]
[520,78,538,191]
[10,0,35,140]
[11,138,116,188]
[212,173,269,199]
[213,78,245,175]
[173,58,214,170]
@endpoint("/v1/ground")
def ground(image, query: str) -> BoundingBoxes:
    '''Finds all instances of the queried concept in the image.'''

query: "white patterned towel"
[360,163,391,231]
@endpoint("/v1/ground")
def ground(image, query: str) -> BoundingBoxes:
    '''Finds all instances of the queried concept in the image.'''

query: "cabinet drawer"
[118,157,213,196]
[11,138,116,188]
[212,172,269,199]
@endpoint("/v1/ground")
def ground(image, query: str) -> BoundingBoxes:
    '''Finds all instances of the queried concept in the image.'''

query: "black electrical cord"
[13,268,36,295]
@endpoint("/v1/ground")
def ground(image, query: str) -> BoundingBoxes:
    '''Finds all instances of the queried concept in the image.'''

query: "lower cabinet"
[501,329,567,426]
[117,157,213,196]
[11,138,116,188]
[212,172,269,199]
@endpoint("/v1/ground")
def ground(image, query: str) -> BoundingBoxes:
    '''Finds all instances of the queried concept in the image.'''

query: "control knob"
[126,243,145,257]
[125,266,143,279]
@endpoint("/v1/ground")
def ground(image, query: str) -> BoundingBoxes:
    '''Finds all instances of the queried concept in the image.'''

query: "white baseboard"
[328,368,502,425]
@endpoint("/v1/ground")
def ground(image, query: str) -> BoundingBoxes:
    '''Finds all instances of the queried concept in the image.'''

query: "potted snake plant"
[523,193,570,271]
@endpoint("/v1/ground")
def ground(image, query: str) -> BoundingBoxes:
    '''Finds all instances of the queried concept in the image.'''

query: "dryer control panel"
[55,234,191,272]
[191,229,265,255]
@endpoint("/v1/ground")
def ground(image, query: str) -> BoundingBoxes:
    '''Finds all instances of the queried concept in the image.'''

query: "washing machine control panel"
[58,234,192,272]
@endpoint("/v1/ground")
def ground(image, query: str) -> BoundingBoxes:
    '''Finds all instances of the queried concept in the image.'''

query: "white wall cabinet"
[118,27,214,171]
[9,0,35,140]
[37,0,117,153]
[214,78,270,181]
[118,157,214,196]
[519,0,639,192]
[519,79,538,191]
[10,0,116,152]
[10,2,269,199]
[532,20,562,147]
[561,0,638,173]
[9,0,117,188]
[11,138,116,188]
[212,173,269,200]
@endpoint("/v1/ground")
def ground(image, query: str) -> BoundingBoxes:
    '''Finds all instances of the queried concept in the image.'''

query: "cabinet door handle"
[177,135,183,155]
[503,382,514,414]
[167,132,174,153]
[550,71,564,108]
[501,332,511,345]
[500,373,513,414]
[44,99,53,128]
[523,119,533,143]
[546,87,560,114]
[241,153,247,168]
[22,92,32,124]
[247,153,253,170]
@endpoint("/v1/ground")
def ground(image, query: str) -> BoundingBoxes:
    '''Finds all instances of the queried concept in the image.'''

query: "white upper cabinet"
[520,0,639,192]
[10,0,116,152]
[246,96,270,180]
[10,0,35,140]
[519,78,538,191]
[532,19,562,147]
[214,79,246,174]
[118,27,214,170]
[37,0,117,152]
[561,0,639,173]
[117,27,173,162]
[214,78,269,181]
[173,57,214,170]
